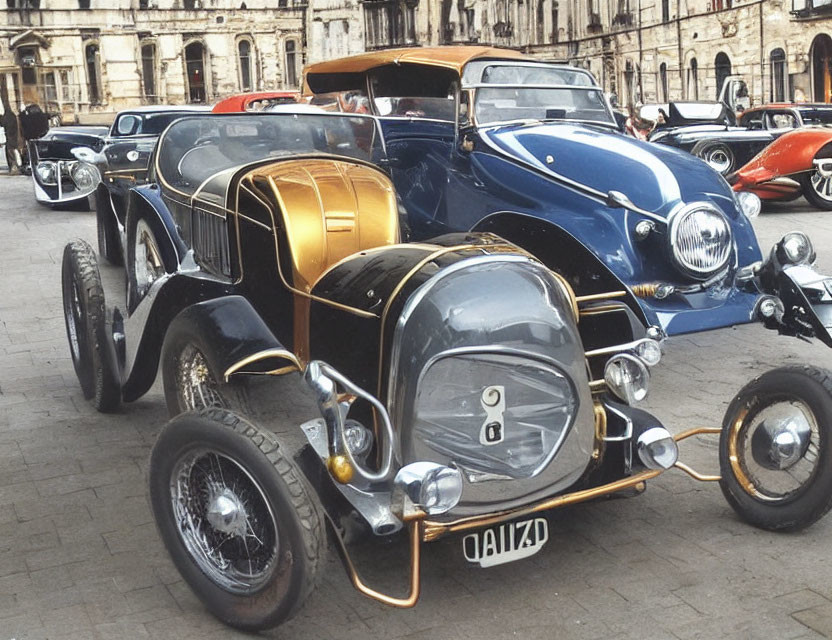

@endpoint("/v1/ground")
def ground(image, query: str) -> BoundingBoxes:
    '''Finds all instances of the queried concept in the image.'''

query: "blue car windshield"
[475,87,614,126]
[155,113,383,196]
[469,63,614,127]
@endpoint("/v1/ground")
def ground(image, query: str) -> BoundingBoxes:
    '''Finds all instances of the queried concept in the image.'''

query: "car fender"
[162,296,295,384]
[471,211,649,328]
[733,128,832,188]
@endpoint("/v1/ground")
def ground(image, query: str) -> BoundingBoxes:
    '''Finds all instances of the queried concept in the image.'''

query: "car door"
[370,66,459,239]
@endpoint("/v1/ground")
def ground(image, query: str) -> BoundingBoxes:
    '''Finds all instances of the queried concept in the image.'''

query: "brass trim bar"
[223,348,302,382]
[422,469,662,542]
[332,517,423,608]
[575,291,628,304]
[674,426,722,441]
[674,461,721,482]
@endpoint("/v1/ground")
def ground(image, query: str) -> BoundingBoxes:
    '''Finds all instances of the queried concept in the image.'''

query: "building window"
[687,57,698,100]
[40,71,57,102]
[185,41,207,103]
[285,39,297,88]
[770,48,787,102]
[85,42,102,104]
[238,39,253,92]
[78,0,90,7]
[141,42,157,102]
[715,51,731,99]
[363,0,417,49]
[659,62,668,102]
[551,1,559,42]
[661,0,669,22]
[17,46,38,86]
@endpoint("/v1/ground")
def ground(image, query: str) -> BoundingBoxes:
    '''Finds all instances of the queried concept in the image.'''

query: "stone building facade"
[1,0,306,123]
[3,0,832,125]
[309,0,832,108]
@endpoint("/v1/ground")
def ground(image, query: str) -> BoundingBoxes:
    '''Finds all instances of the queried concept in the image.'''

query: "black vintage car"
[61,112,832,632]
[72,105,210,265]
[29,125,108,209]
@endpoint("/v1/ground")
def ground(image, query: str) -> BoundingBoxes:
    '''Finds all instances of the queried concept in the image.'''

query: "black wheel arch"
[471,211,648,326]
[162,295,293,386]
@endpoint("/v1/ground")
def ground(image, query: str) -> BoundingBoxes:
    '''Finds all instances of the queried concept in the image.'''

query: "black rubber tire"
[149,409,325,632]
[96,188,122,265]
[719,365,832,532]
[798,172,832,211]
[161,322,250,419]
[61,240,121,412]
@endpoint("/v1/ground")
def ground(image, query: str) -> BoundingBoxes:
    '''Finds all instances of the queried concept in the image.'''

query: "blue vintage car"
[302,47,817,341]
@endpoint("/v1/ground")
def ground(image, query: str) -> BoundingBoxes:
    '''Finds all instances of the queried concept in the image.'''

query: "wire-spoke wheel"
[149,409,324,631]
[171,447,280,593]
[719,366,832,531]
[800,171,832,211]
[133,218,166,298]
[162,323,251,418]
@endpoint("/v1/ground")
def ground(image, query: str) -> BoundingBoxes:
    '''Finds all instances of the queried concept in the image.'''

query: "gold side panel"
[303,46,530,79]
[244,158,399,293]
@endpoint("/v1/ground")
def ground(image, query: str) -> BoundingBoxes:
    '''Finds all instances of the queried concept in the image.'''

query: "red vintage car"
[212,90,300,113]
[730,105,832,209]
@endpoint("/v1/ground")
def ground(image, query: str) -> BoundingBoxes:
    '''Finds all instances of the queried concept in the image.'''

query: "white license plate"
[462,517,549,568]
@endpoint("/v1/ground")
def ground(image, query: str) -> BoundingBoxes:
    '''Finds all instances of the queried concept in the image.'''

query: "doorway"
[715,52,731,99]
[185,41,206,103]
[812,34,832,103]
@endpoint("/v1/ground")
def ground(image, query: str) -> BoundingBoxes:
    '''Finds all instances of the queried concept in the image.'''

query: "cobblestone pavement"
[2,174,832,640]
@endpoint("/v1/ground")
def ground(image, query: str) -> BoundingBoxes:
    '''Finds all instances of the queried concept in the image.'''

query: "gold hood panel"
[246,158,399,292]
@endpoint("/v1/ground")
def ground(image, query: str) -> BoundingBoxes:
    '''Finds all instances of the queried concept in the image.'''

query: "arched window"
[659,62,668,102]
[770,48,787,102]
[238,39,253,92]
[661,0,669,22]
[811,34,832,103]
[141,42,157,102]
[185,41,206,103]
[687,57,698,100]
[285,39,297,88]
[85,42,102,104]
[715,52,732,99]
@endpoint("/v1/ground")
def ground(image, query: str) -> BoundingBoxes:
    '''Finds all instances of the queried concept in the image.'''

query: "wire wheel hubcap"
[728,399,821,502]
[171,449,279,593]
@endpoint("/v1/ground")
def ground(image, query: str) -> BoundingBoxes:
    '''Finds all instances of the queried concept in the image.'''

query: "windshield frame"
[152,111,387,204]
[470,84,618,129]
[460,61,616,129]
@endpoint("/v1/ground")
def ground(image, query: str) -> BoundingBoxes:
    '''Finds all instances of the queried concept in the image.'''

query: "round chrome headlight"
[736,191,761,219]
[35,161,57,185]
[668,203,732,279]
[70,162,100,191]
[778,231,815,265]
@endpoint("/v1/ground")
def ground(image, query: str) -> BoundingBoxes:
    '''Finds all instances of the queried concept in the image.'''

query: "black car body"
[59,111,832,633]
[83,105,210,264]
[29,126,108,208]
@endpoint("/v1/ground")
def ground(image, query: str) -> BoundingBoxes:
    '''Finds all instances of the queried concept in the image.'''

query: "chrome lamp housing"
[386,255,597,518]
[667,201,733,280]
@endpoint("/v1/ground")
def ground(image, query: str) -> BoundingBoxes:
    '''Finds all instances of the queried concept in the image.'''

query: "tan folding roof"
[303,46,530,77]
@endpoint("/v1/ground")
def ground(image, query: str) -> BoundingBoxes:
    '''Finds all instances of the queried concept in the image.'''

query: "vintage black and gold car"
[61,112,832,632]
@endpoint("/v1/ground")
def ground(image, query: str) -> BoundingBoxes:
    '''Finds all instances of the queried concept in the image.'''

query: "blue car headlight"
[668,202,732,279]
